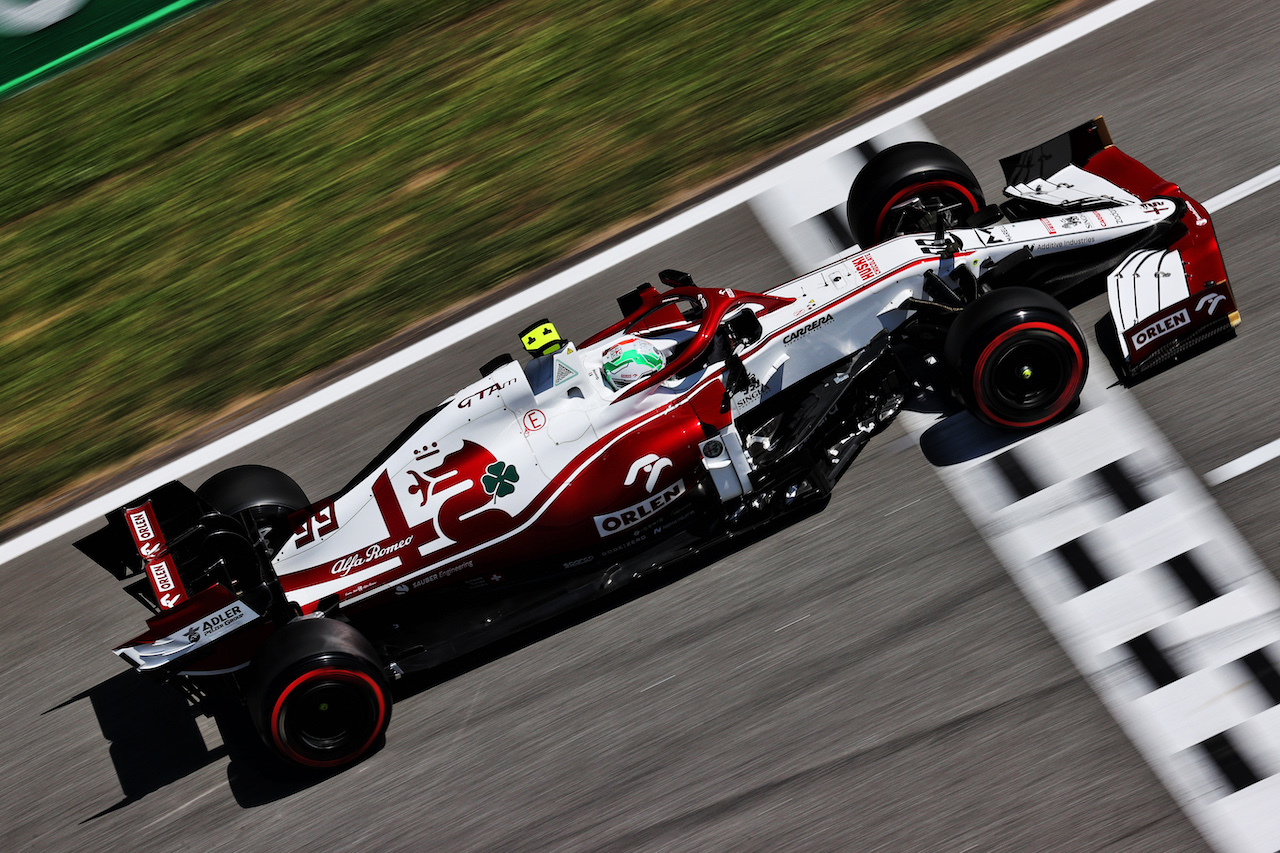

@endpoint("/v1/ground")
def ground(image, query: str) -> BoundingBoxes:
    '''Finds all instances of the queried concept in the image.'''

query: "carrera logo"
[853,254,880,281]
[595,480,686,536]
[1132,308,1190,348]
[783,313,833,345]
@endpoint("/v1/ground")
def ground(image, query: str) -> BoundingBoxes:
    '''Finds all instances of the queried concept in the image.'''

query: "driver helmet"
[601,337,666,390]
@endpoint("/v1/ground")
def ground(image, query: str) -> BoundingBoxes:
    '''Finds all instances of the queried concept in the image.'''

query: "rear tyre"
[944,287,1088,430]
[847,141,985,247]
[246,617,392,770]
[197,465,309,556]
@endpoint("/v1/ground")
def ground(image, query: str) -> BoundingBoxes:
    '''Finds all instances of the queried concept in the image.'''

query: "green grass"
[0,0,1071,523]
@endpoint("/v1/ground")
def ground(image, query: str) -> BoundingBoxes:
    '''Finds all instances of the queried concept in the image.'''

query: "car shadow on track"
[50,670,224,821]
[906,386,1062,466]
[61,499,831,814]
[56,669,346,820]
[384,496,831,708]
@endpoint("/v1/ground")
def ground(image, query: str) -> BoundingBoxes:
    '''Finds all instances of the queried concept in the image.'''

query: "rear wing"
[1000,117,1239,384]
[76,482,282,673]
[75,481,209,609]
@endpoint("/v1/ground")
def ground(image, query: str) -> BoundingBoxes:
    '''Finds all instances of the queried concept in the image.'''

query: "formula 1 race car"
[77,118,1238,770]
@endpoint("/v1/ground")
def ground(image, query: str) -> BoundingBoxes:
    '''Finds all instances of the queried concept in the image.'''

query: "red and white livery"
[79,118,1238,770]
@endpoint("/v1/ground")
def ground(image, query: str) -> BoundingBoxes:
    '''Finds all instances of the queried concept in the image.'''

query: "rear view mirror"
[724,309,762,346]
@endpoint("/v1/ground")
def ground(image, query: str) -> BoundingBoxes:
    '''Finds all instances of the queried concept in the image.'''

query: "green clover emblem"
[481,461,519,498]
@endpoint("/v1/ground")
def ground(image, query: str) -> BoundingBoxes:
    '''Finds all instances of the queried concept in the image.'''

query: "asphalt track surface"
[4,1,1278,850]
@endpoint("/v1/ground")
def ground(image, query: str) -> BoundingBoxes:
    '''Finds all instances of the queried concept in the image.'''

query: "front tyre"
[246,617,392,770]
[847,141,985,247]
[944,287,1088,430]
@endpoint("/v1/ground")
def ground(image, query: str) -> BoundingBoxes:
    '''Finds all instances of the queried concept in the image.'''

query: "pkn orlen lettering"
[1133,309,1190,348]
[595,480,686,535]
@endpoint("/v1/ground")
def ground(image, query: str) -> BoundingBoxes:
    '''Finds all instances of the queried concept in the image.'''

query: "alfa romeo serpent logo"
[0,0,91,36]
[481,461,519,498]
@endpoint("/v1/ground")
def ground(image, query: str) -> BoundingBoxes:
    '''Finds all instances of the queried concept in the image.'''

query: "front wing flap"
[1002,117,1240,384]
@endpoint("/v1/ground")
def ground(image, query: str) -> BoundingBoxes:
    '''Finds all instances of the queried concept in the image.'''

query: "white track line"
[900,364,1280,853]
[1199,162,1280,485]
[1205,163,1280,214]
[0,0,1166,566]
[1206,438,1280,486]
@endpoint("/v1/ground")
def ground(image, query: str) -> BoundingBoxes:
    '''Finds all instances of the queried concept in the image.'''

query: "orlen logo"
[124,501,166,559]
[853,253,880,281]
[594,480,686,536]
[146,553,187,609]
[151,559,177,593]
[127,508,155,543]
[1133,308,1190,348]
[624,454,672,493]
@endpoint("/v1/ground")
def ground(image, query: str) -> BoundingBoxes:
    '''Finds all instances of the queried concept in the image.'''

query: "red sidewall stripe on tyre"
[973,321,1083,429]
[873,179,979,243]
[271,666,388,768]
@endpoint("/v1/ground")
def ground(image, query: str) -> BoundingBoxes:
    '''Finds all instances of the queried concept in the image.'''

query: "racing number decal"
[293,500,338,548]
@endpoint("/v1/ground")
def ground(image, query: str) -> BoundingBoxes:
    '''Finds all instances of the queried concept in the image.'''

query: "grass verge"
[0,0,1072,523]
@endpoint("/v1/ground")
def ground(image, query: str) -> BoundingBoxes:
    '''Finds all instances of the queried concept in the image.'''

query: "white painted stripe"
[1057,567,1192,656]
[1205,436,1280,486]
[1195,164,1280,486]
[1204,774,1280,853]
[1132,665,1273,755]
[0,0,1165,566]
[903,359,1280,853]
[1204,163,1280,214]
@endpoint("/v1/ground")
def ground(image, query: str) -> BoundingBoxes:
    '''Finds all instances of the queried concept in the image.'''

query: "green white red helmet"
[601,337,665,390]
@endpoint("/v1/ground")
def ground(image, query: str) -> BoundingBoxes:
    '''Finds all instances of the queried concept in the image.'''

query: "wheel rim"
[273,667,387,768]
[974,322,1083,428]
[875,179,980,242]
